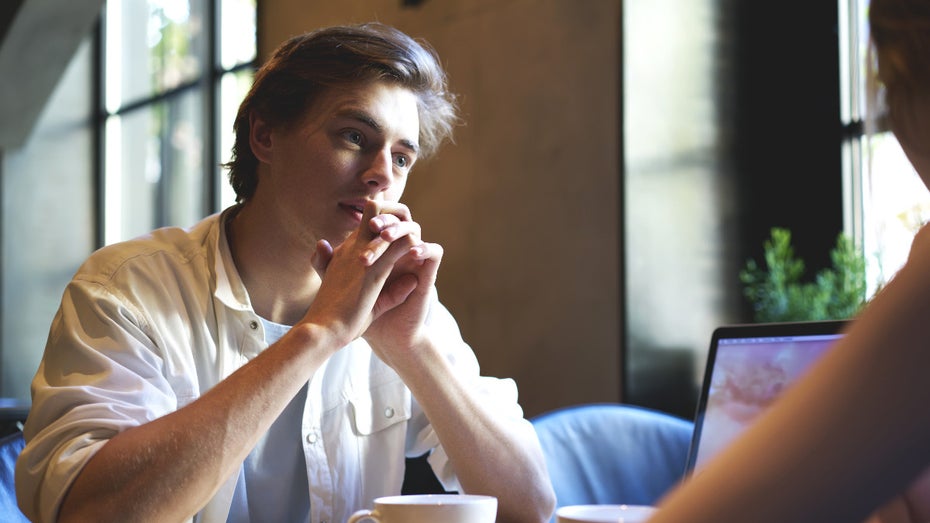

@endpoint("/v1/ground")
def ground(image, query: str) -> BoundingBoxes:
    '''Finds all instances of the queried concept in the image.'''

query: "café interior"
[0,0,896,520]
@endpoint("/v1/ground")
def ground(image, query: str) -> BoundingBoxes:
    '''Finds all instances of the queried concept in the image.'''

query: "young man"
[16,23,555,523]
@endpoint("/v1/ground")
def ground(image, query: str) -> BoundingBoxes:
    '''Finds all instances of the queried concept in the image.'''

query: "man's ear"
[249,112,273,164]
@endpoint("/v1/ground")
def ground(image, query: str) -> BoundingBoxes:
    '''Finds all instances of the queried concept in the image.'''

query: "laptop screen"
[685,320,848,474]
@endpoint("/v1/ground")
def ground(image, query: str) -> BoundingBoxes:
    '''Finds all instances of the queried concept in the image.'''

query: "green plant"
[740,227,868,323]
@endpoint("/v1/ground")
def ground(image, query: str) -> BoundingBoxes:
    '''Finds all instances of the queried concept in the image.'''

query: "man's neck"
[225,203,321,326]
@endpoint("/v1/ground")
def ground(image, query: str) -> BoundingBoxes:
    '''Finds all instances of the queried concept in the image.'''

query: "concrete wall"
[2,40,95,401]
[261,0,623,417]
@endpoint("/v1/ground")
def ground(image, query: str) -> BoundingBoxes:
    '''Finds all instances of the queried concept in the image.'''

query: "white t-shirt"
[227,317,311,523]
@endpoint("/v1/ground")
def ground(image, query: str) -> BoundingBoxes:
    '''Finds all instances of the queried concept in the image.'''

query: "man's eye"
[394,154,410,168]
[344,130,363,145]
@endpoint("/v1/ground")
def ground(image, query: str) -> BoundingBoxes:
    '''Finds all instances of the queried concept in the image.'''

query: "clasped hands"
[305,200,442,364]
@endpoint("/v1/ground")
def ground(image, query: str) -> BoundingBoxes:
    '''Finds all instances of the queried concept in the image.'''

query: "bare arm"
[346,205,555,523]
[58,322,337,522]
[648,225,930,523]
[395,336,556,523]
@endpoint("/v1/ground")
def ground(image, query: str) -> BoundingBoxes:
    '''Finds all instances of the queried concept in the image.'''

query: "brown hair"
[870,0,930,120]
[224,23,459,202]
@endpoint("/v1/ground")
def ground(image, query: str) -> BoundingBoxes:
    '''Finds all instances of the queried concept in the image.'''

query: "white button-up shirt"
[16,209,527,523]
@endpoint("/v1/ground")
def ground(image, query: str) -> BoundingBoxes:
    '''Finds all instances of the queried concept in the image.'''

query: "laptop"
[684,320,849,474]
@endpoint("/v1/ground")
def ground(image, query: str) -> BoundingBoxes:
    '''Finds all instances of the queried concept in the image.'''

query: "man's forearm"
[395,341,556,523]
[57,323,336,522]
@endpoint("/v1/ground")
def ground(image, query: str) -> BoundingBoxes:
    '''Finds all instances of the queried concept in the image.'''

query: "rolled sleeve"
[16,280,181,523]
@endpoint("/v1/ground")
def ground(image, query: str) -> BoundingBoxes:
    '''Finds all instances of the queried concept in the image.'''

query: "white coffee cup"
[556,504,656,523]
[347,494,498,523]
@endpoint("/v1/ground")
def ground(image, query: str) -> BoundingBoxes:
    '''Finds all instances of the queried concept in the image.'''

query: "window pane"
[218,69,254,209]
[106,0,206,111]
[863,132,930,287]
[105,89,205,243]
[106,111,157,242]
[220,0,257,69]
[166,89,207,227]
[624,0,726,404]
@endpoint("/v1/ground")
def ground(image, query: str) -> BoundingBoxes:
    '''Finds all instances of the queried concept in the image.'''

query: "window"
[101,0,256,244]
[841,0,930,293]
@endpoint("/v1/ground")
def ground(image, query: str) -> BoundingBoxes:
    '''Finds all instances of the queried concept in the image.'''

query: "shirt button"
[384,407,395,418]
[249,320,259,330]
[306,432,318,444]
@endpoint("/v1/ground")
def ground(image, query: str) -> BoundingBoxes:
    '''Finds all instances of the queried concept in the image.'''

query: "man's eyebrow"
[336,108,420,154]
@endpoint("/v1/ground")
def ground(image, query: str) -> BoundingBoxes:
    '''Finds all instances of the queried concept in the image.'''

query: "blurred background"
[0,0,922,422]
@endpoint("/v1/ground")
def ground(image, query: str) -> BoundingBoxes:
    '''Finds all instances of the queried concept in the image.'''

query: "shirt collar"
[213,205,253,312]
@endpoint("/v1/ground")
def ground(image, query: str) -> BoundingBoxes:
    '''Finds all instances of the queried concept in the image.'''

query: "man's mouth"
[339,201,366,219]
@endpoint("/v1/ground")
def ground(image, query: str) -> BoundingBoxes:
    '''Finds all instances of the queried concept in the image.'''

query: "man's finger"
[373,201,411,221]
[311,239,334,276]
[360,220,423,266]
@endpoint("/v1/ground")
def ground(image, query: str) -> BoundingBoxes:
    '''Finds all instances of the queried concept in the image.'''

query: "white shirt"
[15,209,527,523]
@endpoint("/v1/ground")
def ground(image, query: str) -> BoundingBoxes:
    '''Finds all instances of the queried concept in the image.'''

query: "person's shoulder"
[75,213,221,284]
[907,223,930,265]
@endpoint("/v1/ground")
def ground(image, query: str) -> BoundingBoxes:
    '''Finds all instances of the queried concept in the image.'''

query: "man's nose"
[361,148,393,190]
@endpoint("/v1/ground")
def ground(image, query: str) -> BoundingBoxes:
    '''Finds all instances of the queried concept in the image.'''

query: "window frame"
[94,0,256,248]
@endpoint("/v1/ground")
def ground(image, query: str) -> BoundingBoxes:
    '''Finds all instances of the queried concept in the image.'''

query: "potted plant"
[740,227,869,322]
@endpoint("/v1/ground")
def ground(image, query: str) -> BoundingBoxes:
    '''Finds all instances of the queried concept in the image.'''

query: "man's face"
[254,81,420,247]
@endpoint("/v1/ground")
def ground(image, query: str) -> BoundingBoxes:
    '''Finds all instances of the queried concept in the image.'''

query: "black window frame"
[92,0,257,248]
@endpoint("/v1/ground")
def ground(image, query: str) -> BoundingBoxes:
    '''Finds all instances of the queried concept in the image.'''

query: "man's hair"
[224,23,459,202]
